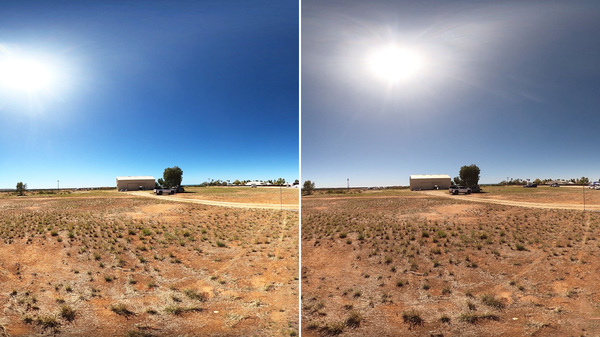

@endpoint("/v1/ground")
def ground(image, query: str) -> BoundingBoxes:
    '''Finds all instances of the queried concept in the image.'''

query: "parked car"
[153,188,175,195]
[449,185,471,195]
[550,183,560,187]
[470,185,482,193]
[523,183,537,188]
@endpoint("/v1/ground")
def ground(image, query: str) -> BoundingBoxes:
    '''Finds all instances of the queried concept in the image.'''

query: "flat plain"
[302,186,600,336]
[0,188,299,336]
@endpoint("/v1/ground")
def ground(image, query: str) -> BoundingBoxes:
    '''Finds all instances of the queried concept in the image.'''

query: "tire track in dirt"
[126,191,299,211]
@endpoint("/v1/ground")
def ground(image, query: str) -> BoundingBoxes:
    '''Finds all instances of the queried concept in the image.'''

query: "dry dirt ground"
[126,187,299,211]
[175,187,299,207]
[302,188,600,336]
[0,194,298,336]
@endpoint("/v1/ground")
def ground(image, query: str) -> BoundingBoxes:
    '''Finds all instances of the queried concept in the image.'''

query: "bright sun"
[369,45,423,83]
[0,56,55,92]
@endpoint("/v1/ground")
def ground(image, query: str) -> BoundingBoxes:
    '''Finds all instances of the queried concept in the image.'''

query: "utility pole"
[347,178,349,190]
[57,180,60,192]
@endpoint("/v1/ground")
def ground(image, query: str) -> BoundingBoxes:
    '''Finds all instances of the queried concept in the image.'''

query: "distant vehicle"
[470,185,482,193]
[550,183,560,187]
[589,182,600,189]
[153,188,175,195]
[449,185,471,195]
[175,186,185,193]
[523,183,538,188]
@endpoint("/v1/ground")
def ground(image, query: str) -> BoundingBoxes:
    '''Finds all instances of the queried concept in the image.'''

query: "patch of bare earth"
[0,196,298,336]
[302,194,600,336]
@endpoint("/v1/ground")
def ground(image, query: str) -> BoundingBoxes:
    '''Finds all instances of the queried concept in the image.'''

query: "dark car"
[523,183,538,188]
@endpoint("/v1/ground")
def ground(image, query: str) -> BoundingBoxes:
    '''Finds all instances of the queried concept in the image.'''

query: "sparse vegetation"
[402,310,424,328]
[110,303,135,317]
[302,186,600,336]
[0,189,299,336]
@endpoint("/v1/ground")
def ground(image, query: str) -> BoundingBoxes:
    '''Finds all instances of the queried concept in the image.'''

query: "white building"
[409,174,452,191]
[116,176,155,191]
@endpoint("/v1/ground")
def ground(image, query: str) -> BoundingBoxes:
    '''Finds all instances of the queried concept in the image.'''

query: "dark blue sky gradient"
[302,0,600,187]
[0,1,298,188]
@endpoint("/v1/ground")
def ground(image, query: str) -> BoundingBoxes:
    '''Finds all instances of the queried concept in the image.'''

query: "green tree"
[16,182,27,196]
[157,178,165,187]
[578,177,589,185]
[294,179,299,185]
[453,176,463,186]
[233,179,241,186]
[162,166,183,188]
[275,178,286,186]
[459,164,480,188]
[303,180,315,195]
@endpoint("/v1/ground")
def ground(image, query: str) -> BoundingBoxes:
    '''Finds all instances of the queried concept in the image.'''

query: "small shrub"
[319,321,345,335]
[480,294,505,309]
[60,305,76,322]
[37,315,60,331]
[345,311,362,328]
[164,305,202,315]
[110,303,135,317]
[402,310,424,329]
[460,312,500,324]
[183,289,208,302]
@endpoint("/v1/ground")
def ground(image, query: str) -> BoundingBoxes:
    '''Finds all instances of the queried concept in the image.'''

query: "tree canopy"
[303,180,315,195]
[458,164,480,188]
[16,182,27,196]
[162,166,183,187]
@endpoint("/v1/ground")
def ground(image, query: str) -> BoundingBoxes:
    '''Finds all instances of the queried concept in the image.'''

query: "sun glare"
[0,57,55,92]
[369,45,423,83]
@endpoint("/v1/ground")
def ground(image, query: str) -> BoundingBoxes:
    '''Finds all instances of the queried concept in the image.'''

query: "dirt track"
[126,191,299,211]
[421,190,600,211]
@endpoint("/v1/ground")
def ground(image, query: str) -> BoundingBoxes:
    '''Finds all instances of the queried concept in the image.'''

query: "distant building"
[245,181,266,187]
[410,174,452,191]
[116,176,155,191]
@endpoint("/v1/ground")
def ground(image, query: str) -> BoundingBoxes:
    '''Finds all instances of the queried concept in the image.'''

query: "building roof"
[116,176,155,181]
[410,174,451,179]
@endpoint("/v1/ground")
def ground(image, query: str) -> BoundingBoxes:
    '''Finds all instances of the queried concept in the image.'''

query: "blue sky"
[302,0,600,188]
[0,1,298,189]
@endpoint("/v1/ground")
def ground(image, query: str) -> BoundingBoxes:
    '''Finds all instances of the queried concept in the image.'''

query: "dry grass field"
[302,187,600,336]
[0,191,298,336]
[179,186,299,206]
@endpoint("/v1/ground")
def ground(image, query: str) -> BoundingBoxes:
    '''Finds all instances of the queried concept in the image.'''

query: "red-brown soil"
[302,191,600,336]
[0,195,298,336]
